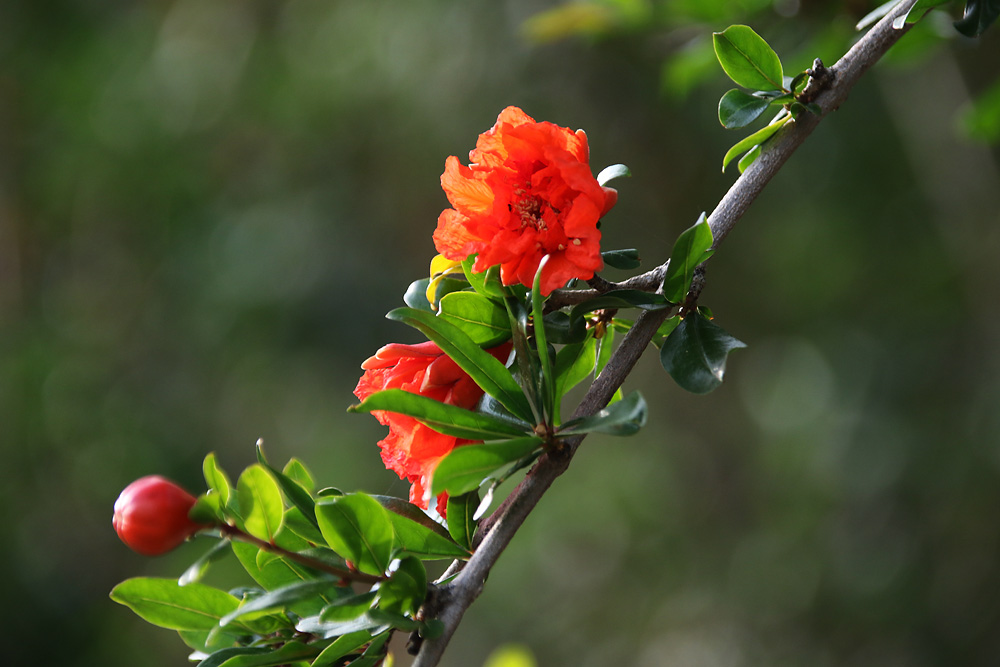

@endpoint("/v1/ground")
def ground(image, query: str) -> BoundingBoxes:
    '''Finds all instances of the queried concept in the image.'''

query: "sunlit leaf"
[557,391,647,436]
[600,248,641,270]
[596,163,631,186]
[438,291,511,346]
[377,556,427,615]
[447,491,479,551]
[236,465,284,543]
[431,437,543,497]
[220,579,341,627]
[179,539,232,586]
[110,578,239,631]
[387,307,534,421]
[349,388,532,440]
[663,213,714,304]
[721,113,791,172]
[713,25,784,91]
[316,493,394,576]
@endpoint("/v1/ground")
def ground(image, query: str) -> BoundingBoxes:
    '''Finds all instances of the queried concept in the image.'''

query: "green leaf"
[554,337,597,400]
[282,458,315,492]
[438,291,511,347]
[220,579,341,627]
[283,506,325,545]
[370,495,452,538]
[349,388,532,440]
[110,578,240,631]
[255,443,318,530]
[316,493,394,576]
[378,556,427,615]
[596,163,630,186]
[955,0,1000,36]
[203,453,232,507]
[557,391,647,436]
[462,258,505,299]
[230,542,330,612]
[663,213,714,304]
[601,248,641,270]
[713,25,784,91]
[311,631,372,667]
[431,437,542,497]
[387,307,534,422]
[380,504,468,559]
[660,313,746,394]
[236,465,285,542]
[542,311,588,345]
[447,491,479,551]
[737,145,762,173]
[721,113,791,172]
[319,591,377,622]
[531,256,556,424]
[403,278,433,311]
[197,640,327,667]
[179,539,232,586]
[718,89,773,129]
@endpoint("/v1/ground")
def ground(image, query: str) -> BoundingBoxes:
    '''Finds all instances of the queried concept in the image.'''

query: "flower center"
[512,188,546,230]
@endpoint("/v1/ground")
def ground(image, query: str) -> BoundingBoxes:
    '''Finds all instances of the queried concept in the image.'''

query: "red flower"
[433,106,618,296]
[354,341,511,515]
[113,475,209,556]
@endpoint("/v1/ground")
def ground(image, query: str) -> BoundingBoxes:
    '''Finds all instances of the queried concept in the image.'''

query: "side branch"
[414,2,917,664]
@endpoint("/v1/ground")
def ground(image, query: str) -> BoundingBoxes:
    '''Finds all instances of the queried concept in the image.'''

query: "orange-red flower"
[433,106,618,296]
[354,340,510,516]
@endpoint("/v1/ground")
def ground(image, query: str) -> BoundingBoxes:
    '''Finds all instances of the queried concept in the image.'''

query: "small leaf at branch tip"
[473,486,495,521]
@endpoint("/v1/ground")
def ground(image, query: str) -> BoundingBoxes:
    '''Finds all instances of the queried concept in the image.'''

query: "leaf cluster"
[112,447,462,666]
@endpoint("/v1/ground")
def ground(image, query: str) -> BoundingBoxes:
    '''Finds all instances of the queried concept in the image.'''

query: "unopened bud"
[113,475,208,556]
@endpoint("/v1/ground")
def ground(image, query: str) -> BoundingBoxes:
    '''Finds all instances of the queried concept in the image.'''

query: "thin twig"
[413,3,917,664]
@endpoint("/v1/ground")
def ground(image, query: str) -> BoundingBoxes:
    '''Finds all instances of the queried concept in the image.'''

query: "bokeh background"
[2,1,999,665]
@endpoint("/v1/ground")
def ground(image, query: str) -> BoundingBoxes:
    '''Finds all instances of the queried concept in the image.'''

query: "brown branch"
[413,2,918,664]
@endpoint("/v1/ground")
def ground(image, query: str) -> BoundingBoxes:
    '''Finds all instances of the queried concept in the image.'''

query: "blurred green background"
[2,1,999,665]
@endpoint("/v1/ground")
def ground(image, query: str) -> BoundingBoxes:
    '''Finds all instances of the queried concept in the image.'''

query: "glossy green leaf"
[660,313,746,394]
[110,578,239,631]
[601,248,641,270]
[403,278,433,311]
[370,495,451,539]
[230,542,331,614]
[316,493,394,576]
[542,311,588,345]
[955,0,1000,36]
[319,591,376,622]
[220,579,341,627]
[197,640,328,667]
[531,256,556,424]
[596,163,631,186]
[721,113,791,172]
[431,437,542,497]
[255,443,318,530]
[203,453,232,507]
[236,465,284,542]
[387,307,534,422]
[311,631,372,667]
[737,145,762,173]
[462,258,505,299]
[557,391,647,436]
[283,506,325,545]
[381,504,469,559]
[297,612,389,639]
[438,291,511,347]
[447,491,479,551]
[713,25,784,91]
[282,458,315,492]
[349,388,531,440]
[378,556,427,615]
[554,337,597,400]
[663,213,714,304]
[718,89,772,128]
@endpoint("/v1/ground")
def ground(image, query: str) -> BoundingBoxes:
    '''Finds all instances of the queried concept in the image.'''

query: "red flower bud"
[113,475,208,556]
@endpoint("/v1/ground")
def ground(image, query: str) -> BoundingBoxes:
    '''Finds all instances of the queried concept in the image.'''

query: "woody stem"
[217,523,383,585]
